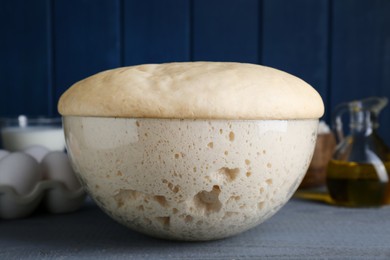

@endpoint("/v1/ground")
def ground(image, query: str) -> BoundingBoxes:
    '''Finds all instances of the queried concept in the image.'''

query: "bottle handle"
[332,103,349,143]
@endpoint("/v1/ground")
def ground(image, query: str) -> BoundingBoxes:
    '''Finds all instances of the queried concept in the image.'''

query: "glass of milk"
[0,115,65,152]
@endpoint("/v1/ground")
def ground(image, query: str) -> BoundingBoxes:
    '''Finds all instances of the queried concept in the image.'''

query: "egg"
[41,151,81,190]
[23,145,50,162]
[0,150,10,160]
[0,152,42,195]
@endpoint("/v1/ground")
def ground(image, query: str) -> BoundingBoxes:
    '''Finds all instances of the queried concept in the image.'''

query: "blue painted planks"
[262,0,329,120]
[123,0,190,65]
[330,0,390,144]
[53,0,121,115]
[192,0,259,63]
[0,0,389,145]
[0,0,50,117]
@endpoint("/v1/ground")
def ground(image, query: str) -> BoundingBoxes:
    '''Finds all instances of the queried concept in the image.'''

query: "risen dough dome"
[58,62,324,119]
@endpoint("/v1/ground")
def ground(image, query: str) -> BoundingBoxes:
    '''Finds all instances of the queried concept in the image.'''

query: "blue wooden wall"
[1,0,390,143]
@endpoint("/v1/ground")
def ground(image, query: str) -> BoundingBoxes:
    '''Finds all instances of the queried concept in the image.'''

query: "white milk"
[1,127,65,151]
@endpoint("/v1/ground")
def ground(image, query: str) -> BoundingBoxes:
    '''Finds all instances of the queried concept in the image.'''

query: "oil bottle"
[326,97,390,207]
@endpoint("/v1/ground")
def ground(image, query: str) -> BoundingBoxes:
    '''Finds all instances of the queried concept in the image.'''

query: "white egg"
[41,151,81,190]
[23,145,50,162]
[0,150,10,160]
[0,152,42,195]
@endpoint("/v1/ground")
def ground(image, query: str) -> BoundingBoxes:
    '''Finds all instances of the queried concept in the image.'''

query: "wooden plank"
[0,0,50,117]
[262,0,329,120]
[192,0,259,63]
[123,0,190,65]
[330,0,390,144]
[53,0,121,115]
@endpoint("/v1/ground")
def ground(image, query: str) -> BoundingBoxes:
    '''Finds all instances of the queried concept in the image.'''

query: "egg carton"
[0,180,86,219]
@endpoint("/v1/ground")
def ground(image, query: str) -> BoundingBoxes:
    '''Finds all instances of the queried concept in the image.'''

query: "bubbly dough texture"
[58,62,324,119]
[64,117,318,240]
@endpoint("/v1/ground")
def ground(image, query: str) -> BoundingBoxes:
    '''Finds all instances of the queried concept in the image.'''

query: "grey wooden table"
[1,197,390,259]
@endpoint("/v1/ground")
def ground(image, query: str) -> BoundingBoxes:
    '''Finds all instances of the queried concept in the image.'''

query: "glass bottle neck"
[349,111,376,136]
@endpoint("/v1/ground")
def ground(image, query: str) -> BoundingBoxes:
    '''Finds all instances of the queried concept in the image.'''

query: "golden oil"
[326,159,390,207]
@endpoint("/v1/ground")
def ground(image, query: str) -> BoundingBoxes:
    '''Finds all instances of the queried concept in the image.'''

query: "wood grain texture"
[1,199,390,258]
[0,0,50,116]
[123,0,190,65]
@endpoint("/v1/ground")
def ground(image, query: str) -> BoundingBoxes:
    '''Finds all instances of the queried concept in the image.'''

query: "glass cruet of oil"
[326,97,390,207]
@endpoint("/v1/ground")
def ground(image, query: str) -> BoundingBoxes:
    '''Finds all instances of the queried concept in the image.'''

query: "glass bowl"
[63,116,318,241]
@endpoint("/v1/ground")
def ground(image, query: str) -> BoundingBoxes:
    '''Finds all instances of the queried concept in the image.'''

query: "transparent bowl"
[0,115,65,152]
[63,116,318,241]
